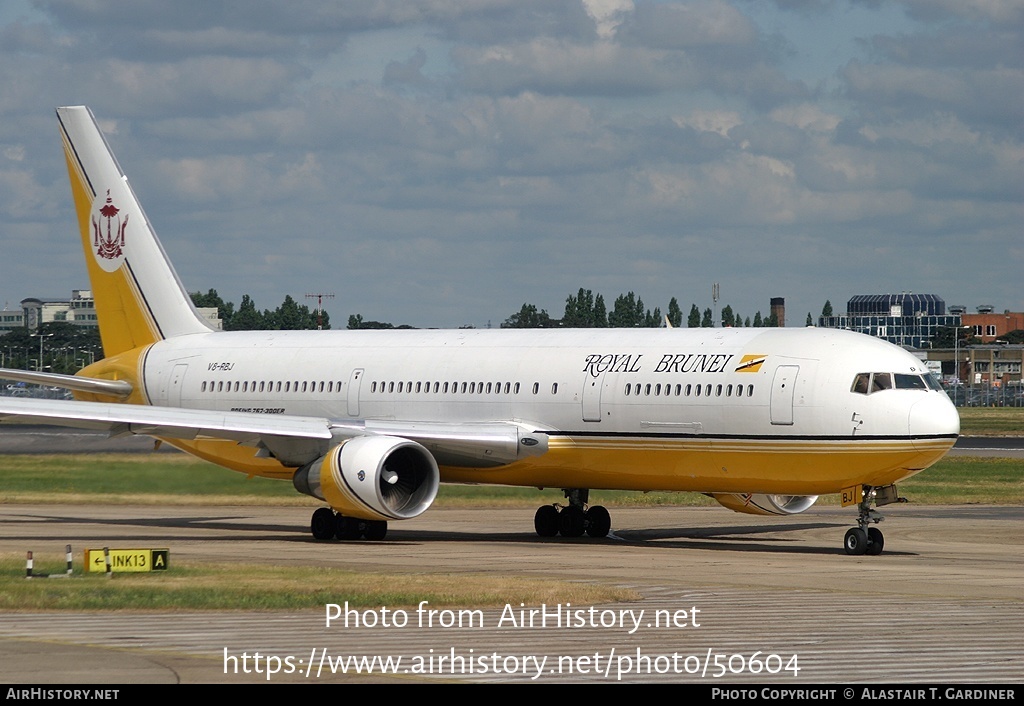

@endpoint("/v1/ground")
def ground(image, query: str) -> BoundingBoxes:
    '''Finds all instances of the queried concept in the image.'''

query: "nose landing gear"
[844,484,905,556]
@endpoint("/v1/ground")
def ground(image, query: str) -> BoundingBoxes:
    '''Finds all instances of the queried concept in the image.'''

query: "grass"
[0,558,639,611]
[957,407,1024,436]
[0,451,1020,507]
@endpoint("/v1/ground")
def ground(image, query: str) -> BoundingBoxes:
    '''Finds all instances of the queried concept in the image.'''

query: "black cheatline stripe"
[57,112,95,199]
[539,430,958,442]
[122,260,165,341]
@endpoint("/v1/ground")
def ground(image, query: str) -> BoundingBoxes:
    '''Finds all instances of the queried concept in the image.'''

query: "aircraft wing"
[0,397,547,468]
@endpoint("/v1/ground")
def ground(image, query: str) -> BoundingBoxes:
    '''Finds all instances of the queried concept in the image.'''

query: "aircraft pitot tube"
[293,436,439,521]
[709,493,818,516]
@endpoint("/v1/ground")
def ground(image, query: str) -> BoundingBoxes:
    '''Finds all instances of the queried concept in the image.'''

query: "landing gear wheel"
[336,515,361,540]
[364,520,388,541]
[866,527,884,555]
[585,505,611,538]
[311,507,336,540]
[844,527,868,555]
[534,505,559,537]
[558,505,586,537]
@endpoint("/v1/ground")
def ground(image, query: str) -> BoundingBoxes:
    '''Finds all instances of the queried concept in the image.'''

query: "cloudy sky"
[1,0,1020,329]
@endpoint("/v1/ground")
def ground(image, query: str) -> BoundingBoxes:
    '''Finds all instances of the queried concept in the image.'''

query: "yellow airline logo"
[734,354,767,373]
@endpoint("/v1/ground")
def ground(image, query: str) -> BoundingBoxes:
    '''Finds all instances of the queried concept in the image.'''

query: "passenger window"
[551,383,558,394]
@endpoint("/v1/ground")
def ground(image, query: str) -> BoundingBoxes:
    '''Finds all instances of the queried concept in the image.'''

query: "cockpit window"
[894,374,927,390]
[852,373,870,395]
[870,373,892,392]
[854,372,934,395]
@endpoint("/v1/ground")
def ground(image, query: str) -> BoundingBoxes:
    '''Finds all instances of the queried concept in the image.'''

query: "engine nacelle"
[710,493,818,516]
[293,436,439,521]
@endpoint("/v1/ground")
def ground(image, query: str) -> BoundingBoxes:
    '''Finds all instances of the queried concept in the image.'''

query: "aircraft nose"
[909,395,960,450]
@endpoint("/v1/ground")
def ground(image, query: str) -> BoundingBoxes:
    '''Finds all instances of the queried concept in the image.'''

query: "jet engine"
[710,493,818,516]
[293,436,439,521]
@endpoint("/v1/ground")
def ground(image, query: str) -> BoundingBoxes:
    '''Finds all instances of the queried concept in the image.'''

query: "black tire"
[558,506,586,537]
[866,527,884,555]
[311,507,336,540]
[364,520,388,541]
[534,505,559,537]
[336,515,361,540]
[844,527,868,555]
[585,505,611,538]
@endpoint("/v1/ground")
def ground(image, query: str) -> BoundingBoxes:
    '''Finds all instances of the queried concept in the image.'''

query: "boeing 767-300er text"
[0,106,960,555]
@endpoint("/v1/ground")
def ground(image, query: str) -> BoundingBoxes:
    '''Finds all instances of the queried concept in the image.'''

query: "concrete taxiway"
[0,502,1021,684]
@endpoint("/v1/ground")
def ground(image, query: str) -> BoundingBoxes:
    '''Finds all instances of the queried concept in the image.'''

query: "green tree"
[822,299,834,318]
[274,295,304,330]
[502,303,553,328]
[721,304,735,328]
[701,308,713,327]
[229,294,264,330]
[593,294,607,328]
[806,312,813,326]
[562,288,604,327]
[644,307,662,328]
[609,292,656,328]
[687,304,701,328]
[667,297,682,328]
[768,311,780,327]
[753,311,763,327]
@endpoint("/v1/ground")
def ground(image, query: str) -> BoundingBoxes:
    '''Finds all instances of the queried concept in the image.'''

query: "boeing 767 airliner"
[0,106,959,555]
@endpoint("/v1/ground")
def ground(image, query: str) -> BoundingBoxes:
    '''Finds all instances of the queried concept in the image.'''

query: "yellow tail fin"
[57,106,210,356]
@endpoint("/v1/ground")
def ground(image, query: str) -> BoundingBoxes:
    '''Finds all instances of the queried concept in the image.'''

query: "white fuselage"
[139,326,959,495]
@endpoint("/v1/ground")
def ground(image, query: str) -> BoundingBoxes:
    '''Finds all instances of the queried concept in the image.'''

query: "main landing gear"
[843,484,905,556]
[534,488,611,539]
[310,507,387,541]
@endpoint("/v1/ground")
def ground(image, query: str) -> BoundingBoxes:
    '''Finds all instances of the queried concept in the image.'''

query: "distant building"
[5,289,221,334]
[196,308,223,331]
[0,307,24,334]
[960,306,1024,343]
[818,293,960,349]
[20,290,97,331]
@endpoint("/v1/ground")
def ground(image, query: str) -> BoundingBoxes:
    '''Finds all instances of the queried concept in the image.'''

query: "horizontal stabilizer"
[0,368,133,399]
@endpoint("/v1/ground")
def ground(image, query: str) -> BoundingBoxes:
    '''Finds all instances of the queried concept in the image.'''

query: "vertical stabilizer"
[57,106,211,356]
